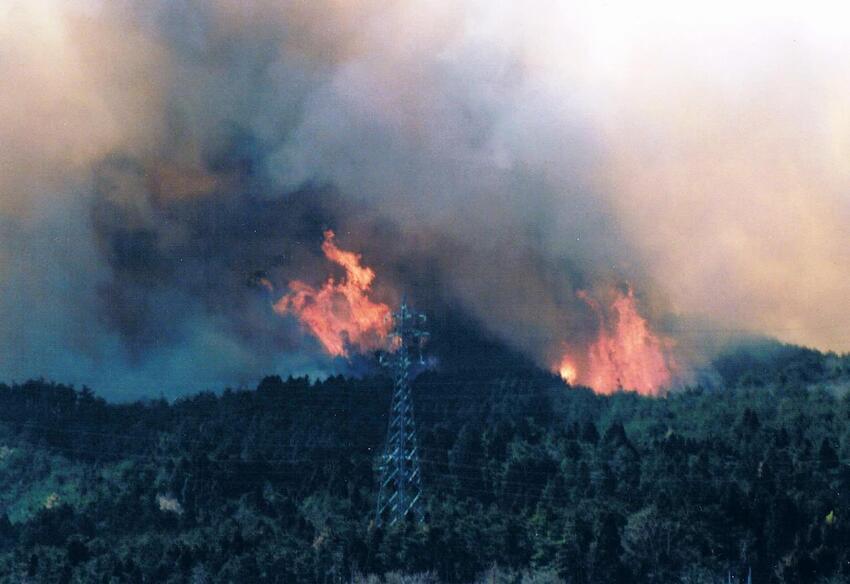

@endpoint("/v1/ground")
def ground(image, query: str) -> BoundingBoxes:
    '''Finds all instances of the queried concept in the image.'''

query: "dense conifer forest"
[0,343,848,583]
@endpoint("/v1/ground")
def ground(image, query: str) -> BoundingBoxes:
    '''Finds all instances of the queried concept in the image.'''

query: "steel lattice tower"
[375,298,428,526]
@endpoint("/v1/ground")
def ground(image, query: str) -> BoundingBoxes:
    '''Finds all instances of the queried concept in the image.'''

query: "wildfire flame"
[555,286,676,396]
[273,230,392,357]
[557,359,578,385]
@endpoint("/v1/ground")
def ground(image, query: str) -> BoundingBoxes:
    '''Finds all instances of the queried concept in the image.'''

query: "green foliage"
[0,352,846,582]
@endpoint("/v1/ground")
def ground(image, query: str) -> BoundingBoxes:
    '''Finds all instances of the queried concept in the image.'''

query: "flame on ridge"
[555,286,676,396]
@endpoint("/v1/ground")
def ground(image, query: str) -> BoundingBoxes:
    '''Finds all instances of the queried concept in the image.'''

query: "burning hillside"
[554,287,677,395]
[268,230,679,394]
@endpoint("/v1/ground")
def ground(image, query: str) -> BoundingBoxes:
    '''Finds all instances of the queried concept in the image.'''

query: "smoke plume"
[1,0,848,398]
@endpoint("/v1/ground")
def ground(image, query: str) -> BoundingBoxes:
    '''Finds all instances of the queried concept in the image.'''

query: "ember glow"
[273,231,391,357]
[556,358,578,385]
[556,287,676,396]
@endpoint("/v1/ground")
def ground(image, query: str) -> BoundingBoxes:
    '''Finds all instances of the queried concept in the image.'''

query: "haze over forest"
[2,3,850,582]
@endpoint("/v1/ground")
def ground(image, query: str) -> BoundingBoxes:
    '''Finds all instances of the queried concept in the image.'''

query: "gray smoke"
[1,0,848,398]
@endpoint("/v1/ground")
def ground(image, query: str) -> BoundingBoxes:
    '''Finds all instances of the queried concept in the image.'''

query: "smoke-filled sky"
[1,0,848,398]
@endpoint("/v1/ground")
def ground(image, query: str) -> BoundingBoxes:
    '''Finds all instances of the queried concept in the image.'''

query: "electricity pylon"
[375,297,428,527]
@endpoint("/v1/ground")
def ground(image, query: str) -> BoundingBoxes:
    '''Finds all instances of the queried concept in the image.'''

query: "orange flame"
[555,286,676,396]
[273,230,391,357]
[557,358,578,385]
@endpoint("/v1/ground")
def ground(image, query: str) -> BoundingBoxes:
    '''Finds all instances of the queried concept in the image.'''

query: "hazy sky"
[1,0,848,397]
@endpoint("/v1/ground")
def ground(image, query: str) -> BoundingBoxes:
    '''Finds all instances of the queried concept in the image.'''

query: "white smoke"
[1,0,849,397]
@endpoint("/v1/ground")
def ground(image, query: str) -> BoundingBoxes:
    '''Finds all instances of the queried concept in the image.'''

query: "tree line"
[0,342,847,582]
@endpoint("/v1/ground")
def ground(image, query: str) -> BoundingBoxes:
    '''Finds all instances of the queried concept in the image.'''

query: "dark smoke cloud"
[1,0,848,398]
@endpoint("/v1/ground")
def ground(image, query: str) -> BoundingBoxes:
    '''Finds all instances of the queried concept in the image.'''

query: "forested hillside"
[0,345,848,583]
